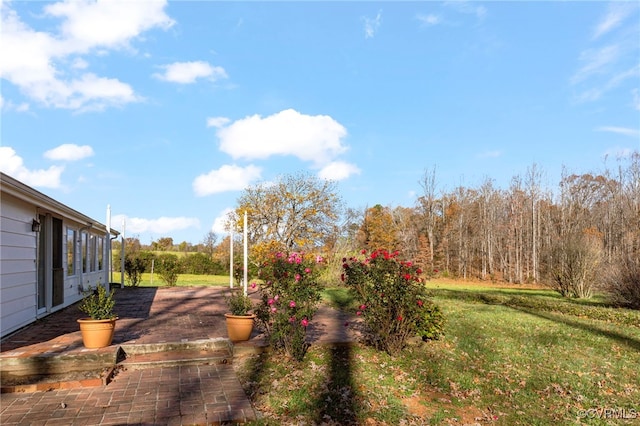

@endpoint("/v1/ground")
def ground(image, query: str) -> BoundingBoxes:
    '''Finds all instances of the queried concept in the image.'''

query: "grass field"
[115,272,232,287]
[233,280,640,425]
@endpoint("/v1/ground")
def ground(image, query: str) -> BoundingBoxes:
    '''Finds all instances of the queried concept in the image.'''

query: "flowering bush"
[342,249,445,355]
[255,251,325,361]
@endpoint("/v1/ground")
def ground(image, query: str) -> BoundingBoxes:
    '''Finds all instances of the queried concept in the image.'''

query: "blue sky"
[2,1,639,245]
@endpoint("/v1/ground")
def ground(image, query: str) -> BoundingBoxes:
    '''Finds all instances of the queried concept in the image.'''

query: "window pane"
[90,235,97,272]
[82,232,88,273]
[98,237,104,271]
[67,227,76,276]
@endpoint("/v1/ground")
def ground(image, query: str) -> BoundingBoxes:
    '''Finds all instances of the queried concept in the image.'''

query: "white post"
[106,204,111,284]
[121,218,126,286]
[243,211,248,296]
[230,225,234,288]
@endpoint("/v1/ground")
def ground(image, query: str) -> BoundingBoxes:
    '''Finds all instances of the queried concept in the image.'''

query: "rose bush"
[255,251,325,361]
[342,249,445,355]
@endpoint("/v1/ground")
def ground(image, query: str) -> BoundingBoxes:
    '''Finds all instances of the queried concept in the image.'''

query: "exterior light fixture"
[32,218,41,232]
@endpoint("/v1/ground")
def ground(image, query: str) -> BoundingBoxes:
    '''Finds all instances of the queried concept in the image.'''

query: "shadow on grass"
[509,306,640,352]
[316,343,358,425]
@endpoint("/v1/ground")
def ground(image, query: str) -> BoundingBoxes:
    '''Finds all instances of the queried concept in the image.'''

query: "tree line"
[115,153,640,307]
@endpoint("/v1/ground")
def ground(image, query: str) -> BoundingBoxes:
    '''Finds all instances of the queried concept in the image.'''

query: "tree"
[547,229,603,298]
[235,172,343,252]
[357,205,398,251]
[201,231,217,258]
[155,237,174,251]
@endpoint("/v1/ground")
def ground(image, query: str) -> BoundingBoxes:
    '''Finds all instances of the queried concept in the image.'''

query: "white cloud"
[571,45,620,85]
[633,89,640,111]
[217,109,348,166]
[0,94,29,112]
[0,146,65,188]
[444,1,487,20]
[206,116,231,128]
[596,126,640,138]
[0,1,172,111]
[603,147,634,159]
[478,150,502,159]
[43,0,174,53]
[71,58,88,69]
[154,61,228,84]
[318,161,361,181]
[363,10,382,39]
[211,208,235,235]
[593,2,637,40]
[112,214,200,236]
[417,14,442,27]
[193,164,262,197]
[44,144,95,161]
[571,4,639,108]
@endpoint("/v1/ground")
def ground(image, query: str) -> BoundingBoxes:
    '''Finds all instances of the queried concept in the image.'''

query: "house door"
[36,214,64,315]
[52,217,64,307]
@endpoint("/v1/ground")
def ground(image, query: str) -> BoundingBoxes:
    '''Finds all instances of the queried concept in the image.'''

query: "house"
[0,172,119,338]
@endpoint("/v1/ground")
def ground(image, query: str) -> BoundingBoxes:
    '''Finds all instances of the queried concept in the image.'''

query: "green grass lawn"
[115,272,232,287]
[235,281,640,425]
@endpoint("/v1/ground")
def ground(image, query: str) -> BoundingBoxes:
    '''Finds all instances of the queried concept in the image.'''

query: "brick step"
[118,347,232,369]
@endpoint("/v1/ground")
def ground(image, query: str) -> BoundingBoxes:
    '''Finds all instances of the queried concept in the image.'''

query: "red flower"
[417,300,424,307]
[403,273,411,280]
[396,315,403,321]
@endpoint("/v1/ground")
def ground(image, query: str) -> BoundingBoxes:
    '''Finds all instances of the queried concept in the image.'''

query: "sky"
[1,1,639,245]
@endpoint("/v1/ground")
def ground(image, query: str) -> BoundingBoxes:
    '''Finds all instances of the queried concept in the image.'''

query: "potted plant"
[76,283,118,348]
[224,289,255,342]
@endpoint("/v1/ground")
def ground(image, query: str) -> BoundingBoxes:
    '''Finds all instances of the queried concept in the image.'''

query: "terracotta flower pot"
[224,313,256,342]
[77,318,117,348]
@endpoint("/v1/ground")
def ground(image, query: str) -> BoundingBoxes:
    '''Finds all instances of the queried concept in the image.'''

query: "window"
[98,237,104,271]
[67,227,76,276]
[82,232,88,273]
[90,235,97,272]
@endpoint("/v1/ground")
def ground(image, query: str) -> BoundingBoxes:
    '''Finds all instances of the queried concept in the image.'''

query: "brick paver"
[0,287,257,425]
[1,286,361,425]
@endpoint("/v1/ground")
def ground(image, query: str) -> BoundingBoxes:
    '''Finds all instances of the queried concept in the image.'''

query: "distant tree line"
[112,153,640,307]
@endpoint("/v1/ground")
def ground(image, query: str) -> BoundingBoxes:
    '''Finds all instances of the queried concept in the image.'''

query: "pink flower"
[267,298,275,306]
[300,318,309,327]
[359,304,366,310]
[289,300,296,308]
[289,316,296,323]
[316,255,324,263]
[274,295,279,301]
[295,274,301,282]
[251,282,257,289]
[356,311,362,316]
[271,307,277,313]
[417,300,424,307]
[304,267,311,274]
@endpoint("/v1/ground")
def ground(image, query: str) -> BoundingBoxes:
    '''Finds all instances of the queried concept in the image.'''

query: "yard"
[232,280,640,425]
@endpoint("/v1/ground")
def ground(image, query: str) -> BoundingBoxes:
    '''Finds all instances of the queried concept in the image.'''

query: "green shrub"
[124,255,146,286]
[156,253,180,286]
[78,284,116,320]
[226,289,254,315]
[342,249,445,355]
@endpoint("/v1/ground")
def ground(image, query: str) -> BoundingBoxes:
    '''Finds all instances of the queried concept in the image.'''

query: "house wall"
[1,174,113,338]
[0,193,38,336]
